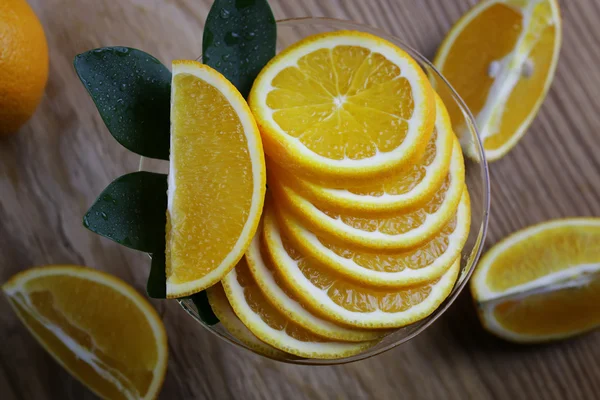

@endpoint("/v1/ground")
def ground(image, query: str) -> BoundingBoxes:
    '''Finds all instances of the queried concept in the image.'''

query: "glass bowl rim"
[146,16,491,365]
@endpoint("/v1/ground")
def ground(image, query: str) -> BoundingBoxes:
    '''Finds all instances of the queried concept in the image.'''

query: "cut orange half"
[263,210,461,329]
[269,93,454,214]
[434,0,562,161]
[471,218,600,343]
[166,60,266,298]
[2,265,168,400]
[221,257,377,359]
[246,226,388,342]
[206,283,287,360]
[249,30,436,182]
[277,190,471,288]
[271,139,465,251]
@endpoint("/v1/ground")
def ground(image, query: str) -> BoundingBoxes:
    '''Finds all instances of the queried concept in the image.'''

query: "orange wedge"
[434,0,562,161]
[249,30,436,182]
[263,208,460,329]
[471,218,600,342]
[166,60,266,298]
[270,139,465,251]
[269,93,454,214]
[2,265,168,400]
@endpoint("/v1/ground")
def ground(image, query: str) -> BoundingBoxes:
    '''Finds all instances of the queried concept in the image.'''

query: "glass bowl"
[140,17,490,365]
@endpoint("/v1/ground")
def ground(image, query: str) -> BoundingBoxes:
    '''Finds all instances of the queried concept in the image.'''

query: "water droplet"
[220,8,230,19]
[222,54,231,61]
[100,212,108,220]
[102,194,113,202]
[224,31,241,46]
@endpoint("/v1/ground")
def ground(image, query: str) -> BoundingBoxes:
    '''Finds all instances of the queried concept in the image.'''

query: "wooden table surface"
[1,0,599,399]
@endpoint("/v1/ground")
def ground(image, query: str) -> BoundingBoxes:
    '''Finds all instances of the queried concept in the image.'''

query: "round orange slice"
[206,283,287,360]
[434,0,562,161]
[276,190,470,288]
[221,256,377,359]
[271,139,465,251]
[262,210,461,329]
[245,227,388,342]
[249,30,436,182]
[166,60,266,298]
[2,265,168,400]
[269,93,454,214]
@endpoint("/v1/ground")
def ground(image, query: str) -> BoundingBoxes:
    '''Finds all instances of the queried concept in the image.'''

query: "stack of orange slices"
[189,30,471,360]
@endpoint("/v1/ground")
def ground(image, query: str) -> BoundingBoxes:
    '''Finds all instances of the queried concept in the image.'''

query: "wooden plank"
[0,0,598,399]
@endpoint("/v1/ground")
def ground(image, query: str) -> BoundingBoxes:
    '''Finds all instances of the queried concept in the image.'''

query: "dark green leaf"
[83,172,167,253]
[203,0,276,97]
[74,47,171,160]
[147,250,167,299]
[191,291,220,325]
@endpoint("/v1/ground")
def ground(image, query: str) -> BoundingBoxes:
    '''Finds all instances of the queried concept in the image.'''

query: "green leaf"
[203,0,276,97]
[191,291,220,325]
[83,172,167,253]
[74,47,171,160]
[147,249,167,299]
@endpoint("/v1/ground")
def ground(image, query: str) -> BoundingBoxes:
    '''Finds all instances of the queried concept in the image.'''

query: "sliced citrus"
[434,0,562,161]
[269,93,454,213]
[245,226,388,342]
[221,257,377,358]
[471,218,600,342]
[166,60,266,298]
[249,30,436,182]
[271,139,465,251]
[263,211,461,328]
[206,283,287,360]
[277,190,470,288]
[2,265,168,400]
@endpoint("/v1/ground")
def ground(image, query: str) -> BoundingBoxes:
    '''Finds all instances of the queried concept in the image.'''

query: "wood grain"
[1,0,599,399]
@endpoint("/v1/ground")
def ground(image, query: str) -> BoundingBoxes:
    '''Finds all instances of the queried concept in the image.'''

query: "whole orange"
[0,0,48,135]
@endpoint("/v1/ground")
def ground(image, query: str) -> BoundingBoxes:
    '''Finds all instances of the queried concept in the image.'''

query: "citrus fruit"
[245,225,388,342]
[434,0,562,161]
[249,30,436,182]
[263,209,461,329]
[270,139,465,251]
[0,0,48,135]
[166,60,266,298]
[471,218,600,342]
[2,265,168,400]
[277,190,471,288]
[268,93,454,214]
[206,283,287,360]
[221,256,377,359]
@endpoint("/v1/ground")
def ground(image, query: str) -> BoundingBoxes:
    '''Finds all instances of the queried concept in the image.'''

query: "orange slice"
[263,209,461,328]
[221,257,377,359]
[271,139,465,251]
[206,283,287,360]
[166,60,266,298]
[471,218,600,342]
[249,30,436,182]
[269,93,454,213]
[245,226,388,342]
[2,265,168,400]
[434,0,562,161]
[277,190,470,288]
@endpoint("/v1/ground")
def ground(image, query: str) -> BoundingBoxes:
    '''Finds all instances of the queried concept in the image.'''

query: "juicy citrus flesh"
[435,0,561,160]
[277,190,471,288]
[489,274,600,340]
[166,60,265,297]
[471,218,600,342]
[221,257,377,359]
[0,0,49,134]
[246,225,388,341]
[2,266,168,400]
[249,30,436,180]
[269,93,454,213]
[270,139,465,251]
[206,283,287,360]
[263,210,461,328]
